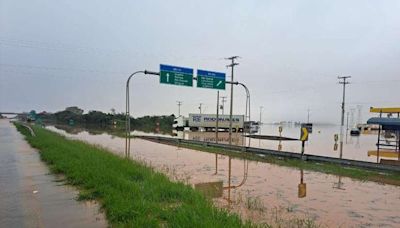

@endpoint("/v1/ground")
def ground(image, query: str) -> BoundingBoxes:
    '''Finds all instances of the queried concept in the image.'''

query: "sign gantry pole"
[125,70,159,158]
[125,64,249,156]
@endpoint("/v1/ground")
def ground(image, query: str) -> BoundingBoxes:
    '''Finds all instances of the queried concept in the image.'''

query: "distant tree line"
[36,106,175,131]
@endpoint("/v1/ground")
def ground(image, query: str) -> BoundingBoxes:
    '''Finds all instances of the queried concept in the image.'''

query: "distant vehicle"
[350,128,360,136]
[172,116,189,131]
[356,123,380,131]
[173,114,244,132]
[244,121,259,134]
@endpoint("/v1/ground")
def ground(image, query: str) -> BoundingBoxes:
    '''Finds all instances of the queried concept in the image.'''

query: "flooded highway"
[175,124,391,163]
[48,125,400,227]
[49,123,390,163]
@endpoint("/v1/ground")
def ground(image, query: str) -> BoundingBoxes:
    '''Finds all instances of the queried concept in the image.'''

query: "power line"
[0,37,225,62]
[0,63,125,75]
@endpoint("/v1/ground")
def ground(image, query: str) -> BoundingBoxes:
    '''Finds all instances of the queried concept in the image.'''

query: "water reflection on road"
[49,123,398,163]
[173,124,398,163]
[47,126,400,227]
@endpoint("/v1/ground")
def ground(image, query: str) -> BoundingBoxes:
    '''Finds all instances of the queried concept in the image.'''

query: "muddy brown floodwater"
[48,126,400,227]
[175,124,398,163]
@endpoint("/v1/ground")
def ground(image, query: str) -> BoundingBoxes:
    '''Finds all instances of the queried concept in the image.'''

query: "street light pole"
[221,96,227,115]
[338,76,351,159]
[238,82,250,122]
[177,101,182,117]
[225,80,251,141]
[126,71,144,158]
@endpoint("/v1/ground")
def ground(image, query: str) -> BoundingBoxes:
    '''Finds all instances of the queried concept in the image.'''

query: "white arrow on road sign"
[216,80,222,87]
[166,73,169,82]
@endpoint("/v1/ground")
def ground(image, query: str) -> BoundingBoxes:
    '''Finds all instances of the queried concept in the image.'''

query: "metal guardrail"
[137,135,400,172]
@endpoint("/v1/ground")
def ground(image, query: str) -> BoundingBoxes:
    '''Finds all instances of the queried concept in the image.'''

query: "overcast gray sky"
[1,0,399,123]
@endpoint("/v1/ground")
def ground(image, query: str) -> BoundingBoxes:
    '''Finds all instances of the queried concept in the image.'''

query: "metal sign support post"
[300,127,309,157]
[125,65,250,157]
[126,70,159,158]
[238,83,251,122]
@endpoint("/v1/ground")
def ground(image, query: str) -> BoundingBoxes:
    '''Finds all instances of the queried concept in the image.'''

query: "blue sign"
[197,70,226,79]
[197,69,226,90]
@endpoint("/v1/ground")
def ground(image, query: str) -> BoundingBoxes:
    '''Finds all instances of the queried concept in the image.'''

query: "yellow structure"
[370,107,400,114]
[368,150,400,158]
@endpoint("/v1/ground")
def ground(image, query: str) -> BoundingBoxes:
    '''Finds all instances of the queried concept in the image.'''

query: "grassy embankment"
[154,140,400,186]
[15,124,251,227]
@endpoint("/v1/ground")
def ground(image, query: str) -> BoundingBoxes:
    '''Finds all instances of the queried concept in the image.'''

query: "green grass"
[15,123,251,227]
[167,141,400,186]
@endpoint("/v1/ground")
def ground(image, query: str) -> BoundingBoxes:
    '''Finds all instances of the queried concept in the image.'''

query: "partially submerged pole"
[216,91,220,144]
[338,76,351,159]
[125,70,159,158]
[226,56,239,145]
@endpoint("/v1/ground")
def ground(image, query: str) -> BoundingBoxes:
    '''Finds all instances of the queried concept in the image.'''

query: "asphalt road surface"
[0,119,106,227]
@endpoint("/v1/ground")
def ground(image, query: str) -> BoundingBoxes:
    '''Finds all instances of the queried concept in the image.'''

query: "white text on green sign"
[160,64,193,87]
[197,69,225,90]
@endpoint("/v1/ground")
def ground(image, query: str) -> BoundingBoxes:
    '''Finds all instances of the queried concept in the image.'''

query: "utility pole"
[259,106,263,136]
[307,108,310,123]
[346,111,349,143]
[356,105,362,126]
[350,108,355,128]
[176,101,182,117]
[221,96,227,115]
[216,91,220,143]
[199,103,203,114]
[338,76,351,159]
[226,56,239,145]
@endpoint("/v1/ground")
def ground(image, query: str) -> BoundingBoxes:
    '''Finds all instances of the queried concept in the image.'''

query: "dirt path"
[0,119,107,227]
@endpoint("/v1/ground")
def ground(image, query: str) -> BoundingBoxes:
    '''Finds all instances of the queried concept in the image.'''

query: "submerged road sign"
[300,127,309,141]
[160,64,193,87]
[197,69,225,90]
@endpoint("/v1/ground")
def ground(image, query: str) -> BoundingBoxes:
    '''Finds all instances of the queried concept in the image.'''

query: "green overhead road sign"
[160,64,193,87]
[197,69,225,90]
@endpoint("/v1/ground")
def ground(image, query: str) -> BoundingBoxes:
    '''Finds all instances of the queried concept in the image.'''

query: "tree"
[65,106,84,115]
